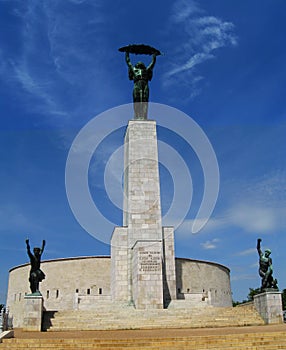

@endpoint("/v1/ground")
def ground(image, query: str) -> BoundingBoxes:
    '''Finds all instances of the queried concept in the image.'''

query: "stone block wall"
[132,241,163,309]
[254,291,283,324]
[123,121,162,242]
[7,256,111,327]
[162,227,177,305]
[23,295,43,331]
[110,227,128,302]
[175,258,232,307]
[7,256,232,327]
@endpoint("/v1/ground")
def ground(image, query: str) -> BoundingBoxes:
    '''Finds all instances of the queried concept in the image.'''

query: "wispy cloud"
[176,171,286,237]
[0,206,45,233]
[166,53,215,77]
[177,217,226,236]
[250,262,258,268]
[235,248,256,256]
[164,0,237,97]
[225,170,286,234]
[226,205,280,233]
[12,60,67,117]
[231,274,257,282]
[201,238,220,250]
[1,0,107,126]
[171,0,202,22]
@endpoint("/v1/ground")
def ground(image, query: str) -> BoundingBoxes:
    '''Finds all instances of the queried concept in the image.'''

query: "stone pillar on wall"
[162,227,177,306]
[254,291,283,324]
[111,120,176,309]
[111,227,128,303]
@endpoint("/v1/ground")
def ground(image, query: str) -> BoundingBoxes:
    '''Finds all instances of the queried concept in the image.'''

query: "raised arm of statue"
[125,52,133,69]
[26,239,33,259]
[41,240,46,255]
[147,54,156,71]
[257,238,262,257]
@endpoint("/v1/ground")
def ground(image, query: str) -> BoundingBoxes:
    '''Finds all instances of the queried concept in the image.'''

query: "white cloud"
[12,61,67,117]
[225,171,286,234]
[0,206,44,233]
[179,171,286,236]
[231,274,257,282]
[235,248,256,256]
[0,0,107,125]
[164,0,237,94]
[250,262,258,268]
[0,49,7,75]
[166,53,215,77]
[201,238,220,250]
[171,0,202,23]
[245,171,286,202]
[68,0,88,3]
[177,217,226,236]
[226,205,278,233]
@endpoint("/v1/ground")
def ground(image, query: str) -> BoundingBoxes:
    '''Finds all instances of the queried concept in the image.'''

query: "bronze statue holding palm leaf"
[119,44,161,120]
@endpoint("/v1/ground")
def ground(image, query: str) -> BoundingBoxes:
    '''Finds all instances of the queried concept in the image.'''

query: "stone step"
[42,305,264,331]
[2,332,286,349]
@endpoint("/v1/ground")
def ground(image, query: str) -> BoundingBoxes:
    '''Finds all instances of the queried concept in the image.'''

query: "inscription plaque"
[139,251,161,273]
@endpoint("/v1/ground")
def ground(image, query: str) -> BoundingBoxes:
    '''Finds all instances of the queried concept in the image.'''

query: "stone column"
[23,295,43,331]
[111,120,176,309]
[123,121,162,237]
[124,121,164,309]
[254,291,283,324]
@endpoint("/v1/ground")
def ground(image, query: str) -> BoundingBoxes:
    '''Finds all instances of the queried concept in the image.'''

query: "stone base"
[132,241,164,309]
[254,291,283,324]
[23,295,43,331]
[0,330,14,343]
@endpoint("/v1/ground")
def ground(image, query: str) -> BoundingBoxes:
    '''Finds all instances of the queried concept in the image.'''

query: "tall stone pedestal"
[132,241,163,309]
[23,295,43,331]
[254,291,283,324]
[111,120,176,309]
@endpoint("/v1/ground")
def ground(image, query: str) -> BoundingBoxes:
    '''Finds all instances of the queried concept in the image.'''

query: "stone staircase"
[1,330,286,349]
[42,304,265,331]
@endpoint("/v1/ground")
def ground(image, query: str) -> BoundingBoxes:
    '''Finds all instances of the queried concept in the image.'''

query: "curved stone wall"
[175,258,232,307]
[6,256,232,327]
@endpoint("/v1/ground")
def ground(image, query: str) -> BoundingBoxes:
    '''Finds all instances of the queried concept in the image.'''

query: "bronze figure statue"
[257,238,278,291]
[119,44,161,120]
[26,239,46,295]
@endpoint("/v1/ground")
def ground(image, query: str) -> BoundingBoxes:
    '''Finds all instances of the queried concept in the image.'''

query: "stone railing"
[73,293,112,310]
[0,307,12,333]
[177,291,211,304]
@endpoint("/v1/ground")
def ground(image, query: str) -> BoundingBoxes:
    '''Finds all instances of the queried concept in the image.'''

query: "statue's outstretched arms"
[125,52,133,69]
[41,240,46,255]
[26,239,33,259]
[147,54,156,71]
[257,238,262,256]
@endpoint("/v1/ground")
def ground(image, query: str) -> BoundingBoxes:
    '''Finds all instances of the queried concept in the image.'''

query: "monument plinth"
[23,294,43,331]
[254,291,283,324]
[111,120,176,309]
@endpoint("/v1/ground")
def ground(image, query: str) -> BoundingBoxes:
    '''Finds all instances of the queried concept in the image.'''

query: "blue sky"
[1,0,286,304]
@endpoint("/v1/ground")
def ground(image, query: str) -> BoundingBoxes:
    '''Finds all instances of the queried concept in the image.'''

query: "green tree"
[282,289,286,310]
[233,287,261,307]
[247,287,261,301]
